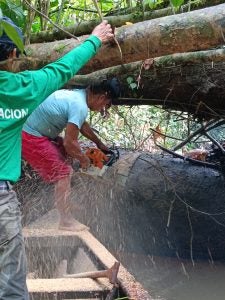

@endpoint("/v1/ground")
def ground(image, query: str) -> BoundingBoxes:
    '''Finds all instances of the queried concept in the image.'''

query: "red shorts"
[22,131,73,183]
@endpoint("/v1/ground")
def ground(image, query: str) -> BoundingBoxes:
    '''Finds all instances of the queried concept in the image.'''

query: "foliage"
[0,0,25,26]
[85,102,225,153]
[85,105,207,152]
[170,0,184,9]
[40,0,190,30]
[0,0,209,39]
[0,3,24,53]
[144,0,168,9]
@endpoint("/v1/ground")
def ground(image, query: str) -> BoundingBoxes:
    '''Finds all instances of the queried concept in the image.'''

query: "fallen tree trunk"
[72,152,225,260]
[30,0,225,43]
[70,48,225,118]
[17,4,225,73]
[17,152,225,261]
[6,48,225,117]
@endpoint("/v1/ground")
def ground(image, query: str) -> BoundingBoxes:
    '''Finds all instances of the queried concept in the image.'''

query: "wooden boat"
[23,209,151,300]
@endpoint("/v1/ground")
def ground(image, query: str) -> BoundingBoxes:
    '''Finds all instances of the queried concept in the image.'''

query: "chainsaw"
[72,147,119,177]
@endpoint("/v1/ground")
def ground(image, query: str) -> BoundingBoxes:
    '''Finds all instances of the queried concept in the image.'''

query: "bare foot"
[58,218,89,232]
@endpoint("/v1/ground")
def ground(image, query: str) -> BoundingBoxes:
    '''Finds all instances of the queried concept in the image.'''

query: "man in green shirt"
[0,16,114,299]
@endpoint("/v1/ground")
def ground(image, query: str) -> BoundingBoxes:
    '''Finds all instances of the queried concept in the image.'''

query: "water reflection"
[115,251,225,300]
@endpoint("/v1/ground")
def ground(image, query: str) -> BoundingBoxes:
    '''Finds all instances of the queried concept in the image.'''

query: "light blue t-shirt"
[23,89,88,139]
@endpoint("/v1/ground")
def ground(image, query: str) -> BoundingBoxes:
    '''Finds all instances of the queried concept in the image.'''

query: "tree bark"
[30,0,225,43]
[69,48,225,119]
[17,152,225,260]
[4,48,225,117]
[22,4,225,74]
[71,152,225,261]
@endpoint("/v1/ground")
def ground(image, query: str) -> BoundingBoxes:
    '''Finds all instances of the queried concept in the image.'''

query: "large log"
[5,48,225,117]
[30,0,225,43]
[73,152,225,260]
[19,4,225,74]
[6,48,225,117]
[17,152,225,261]
[69,48,225,118]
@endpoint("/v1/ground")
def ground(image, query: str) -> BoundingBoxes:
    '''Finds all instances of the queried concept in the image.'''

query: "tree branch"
[24,0,79,41]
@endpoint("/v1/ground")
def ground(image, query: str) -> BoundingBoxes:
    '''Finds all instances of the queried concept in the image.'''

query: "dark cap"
[74,77,121,103]
[0,16,24,46]
[103,77,121,100]
[0,16,25,61]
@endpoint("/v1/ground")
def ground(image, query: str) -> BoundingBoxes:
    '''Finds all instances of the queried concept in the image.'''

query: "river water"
[19,156,225,300]
[114,251,225,300]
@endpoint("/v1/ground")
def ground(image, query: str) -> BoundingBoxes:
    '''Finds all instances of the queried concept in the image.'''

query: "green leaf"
[126,76,134,84]
[0,1,25,28]
[2,19,24,53]
[130,82,137,90]
[6,0,24,20]
[147,0,164,9]
[0,9,4,37]
[0,24,3,37]
[170,0,184,8]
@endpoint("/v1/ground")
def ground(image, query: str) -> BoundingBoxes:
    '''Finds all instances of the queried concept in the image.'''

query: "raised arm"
[34,20,114,100]
[2,21,114,113]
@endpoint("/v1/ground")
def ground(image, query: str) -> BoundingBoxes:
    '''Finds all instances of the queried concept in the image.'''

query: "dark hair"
[89,77,121,100]
[0,16,24,61]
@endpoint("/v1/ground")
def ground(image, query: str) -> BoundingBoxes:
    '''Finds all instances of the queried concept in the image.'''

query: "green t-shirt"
[0,35,101,182]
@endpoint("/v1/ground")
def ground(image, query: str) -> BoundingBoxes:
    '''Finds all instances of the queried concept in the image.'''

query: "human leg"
[22,132,72,182]
[0,187,29,300]
[55,176,88,231]
[22,131,88,231]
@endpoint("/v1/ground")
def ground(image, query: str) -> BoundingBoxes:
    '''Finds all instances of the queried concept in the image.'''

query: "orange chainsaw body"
[85,148,109,169]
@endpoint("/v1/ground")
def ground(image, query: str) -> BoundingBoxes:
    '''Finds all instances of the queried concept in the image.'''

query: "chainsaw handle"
[105,148,119,166]
[72,159,80,172]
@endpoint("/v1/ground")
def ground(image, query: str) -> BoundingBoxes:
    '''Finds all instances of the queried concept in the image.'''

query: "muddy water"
[114,251,225,300]
[17,154,225,300]
[69,172,225,300]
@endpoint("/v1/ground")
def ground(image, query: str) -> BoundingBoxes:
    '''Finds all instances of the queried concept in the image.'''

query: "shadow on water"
[114,252,225,300]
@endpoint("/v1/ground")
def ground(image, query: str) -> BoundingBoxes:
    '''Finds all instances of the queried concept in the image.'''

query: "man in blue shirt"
[22,78,120,231]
